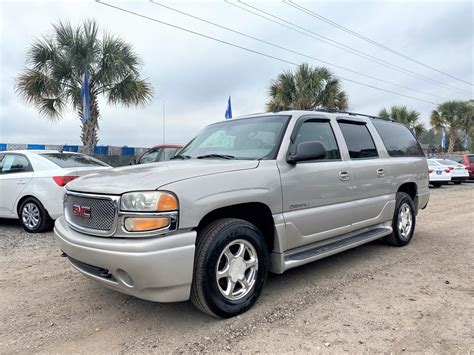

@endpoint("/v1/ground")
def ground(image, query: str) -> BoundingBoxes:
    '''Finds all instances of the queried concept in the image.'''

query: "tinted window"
[338,122,378,159]
[372,120,424,157]
[0,154,33,174]
[139,149,160,164]
[292,120,340,160]
[469,155,474,164]
[41,153,108,168]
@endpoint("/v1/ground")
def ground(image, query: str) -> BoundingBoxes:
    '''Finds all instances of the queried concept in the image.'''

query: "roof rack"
[312,108,393,122]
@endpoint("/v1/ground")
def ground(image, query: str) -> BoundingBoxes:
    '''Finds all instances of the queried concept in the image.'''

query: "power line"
[286,0,473,87]
[149,0,444,100]
[228,0,471,97]
[95,0,440,106]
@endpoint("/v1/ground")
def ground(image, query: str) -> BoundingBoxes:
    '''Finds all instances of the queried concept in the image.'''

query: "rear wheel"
[453,180,462,185]
[431,182,442,188]
[191,218,269,318]
[383,192,416,247]
[18,197,53,233]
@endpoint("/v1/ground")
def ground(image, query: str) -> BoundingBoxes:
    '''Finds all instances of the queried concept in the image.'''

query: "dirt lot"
[1,183,473,354]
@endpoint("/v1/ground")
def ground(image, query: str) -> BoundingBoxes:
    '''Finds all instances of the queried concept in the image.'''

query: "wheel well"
[397,182,417,201]
[196,203,275,252]
[16,195,39,217]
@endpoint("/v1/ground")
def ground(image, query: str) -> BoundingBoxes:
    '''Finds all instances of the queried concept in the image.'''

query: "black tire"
[383,192,416,247]
[191,218,269,318]
[431,183,442,188]
[453,181,462,185]
[18,197,53,233]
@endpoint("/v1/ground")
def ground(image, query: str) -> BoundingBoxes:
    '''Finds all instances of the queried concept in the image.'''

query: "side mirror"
[129,158,137,165]
[288,141,327,163]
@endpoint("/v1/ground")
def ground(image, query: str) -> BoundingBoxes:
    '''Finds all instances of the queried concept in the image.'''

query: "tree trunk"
[447,126,457,154]
[80,95,100,155]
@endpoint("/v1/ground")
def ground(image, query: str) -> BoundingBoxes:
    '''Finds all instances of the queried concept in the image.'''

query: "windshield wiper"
[196,154,235,160]
[170,154,191,160]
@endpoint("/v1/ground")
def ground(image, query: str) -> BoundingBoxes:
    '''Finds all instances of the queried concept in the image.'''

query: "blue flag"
[81,68,91,124]
[225,96,232,119]
[441,127,446,150]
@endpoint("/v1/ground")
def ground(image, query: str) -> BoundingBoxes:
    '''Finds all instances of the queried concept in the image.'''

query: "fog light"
[124,217,170,232]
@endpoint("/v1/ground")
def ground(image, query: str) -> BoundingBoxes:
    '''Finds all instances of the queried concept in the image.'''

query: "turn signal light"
[156,193,178,211]
[444,168,450,173]
[53,176,78,187]
[124,217,170,232]
[428,169,433,174]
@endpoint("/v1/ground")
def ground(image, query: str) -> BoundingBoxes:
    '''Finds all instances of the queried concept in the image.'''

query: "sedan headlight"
[120,191,178,212]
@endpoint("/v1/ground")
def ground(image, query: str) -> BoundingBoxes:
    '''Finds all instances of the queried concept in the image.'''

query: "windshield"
[41,153,109,168]
[435,159,459,166]
[178,115,290,160]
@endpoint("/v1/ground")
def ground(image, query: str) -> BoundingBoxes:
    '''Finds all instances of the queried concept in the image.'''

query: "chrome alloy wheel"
[216,239,258,301]
[398,202,413,239]
[22,203,40,230]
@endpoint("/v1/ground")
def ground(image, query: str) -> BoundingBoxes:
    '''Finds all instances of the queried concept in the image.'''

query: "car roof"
[150,144,183,150]
[2,150,83,155]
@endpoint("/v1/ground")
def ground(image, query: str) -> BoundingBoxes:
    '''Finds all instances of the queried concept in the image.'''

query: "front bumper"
[54,217,196,302]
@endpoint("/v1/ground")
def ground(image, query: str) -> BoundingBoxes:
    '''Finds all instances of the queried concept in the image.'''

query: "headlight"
[120,191,178,212]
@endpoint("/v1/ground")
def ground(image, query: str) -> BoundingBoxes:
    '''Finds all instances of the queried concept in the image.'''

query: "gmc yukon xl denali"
[55,110,429,318]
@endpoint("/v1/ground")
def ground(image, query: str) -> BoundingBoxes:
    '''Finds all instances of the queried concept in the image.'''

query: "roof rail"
[312,108,393,121]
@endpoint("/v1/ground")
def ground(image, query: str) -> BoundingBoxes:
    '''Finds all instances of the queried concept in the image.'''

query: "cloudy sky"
[1,0,472,148]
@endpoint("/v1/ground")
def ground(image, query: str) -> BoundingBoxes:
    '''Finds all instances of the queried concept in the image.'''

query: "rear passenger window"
[292,120,340,160]
[0,154,33,174]
[372,120,424,157]
[338,122,378,159]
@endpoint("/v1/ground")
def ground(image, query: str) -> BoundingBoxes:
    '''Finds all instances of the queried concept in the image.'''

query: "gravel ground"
[0,183,473,354]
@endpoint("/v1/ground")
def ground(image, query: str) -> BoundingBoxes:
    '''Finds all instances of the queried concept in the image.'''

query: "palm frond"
[106,75,153,106]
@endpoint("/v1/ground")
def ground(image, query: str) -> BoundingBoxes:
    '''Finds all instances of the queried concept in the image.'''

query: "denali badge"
[72,205,91,218]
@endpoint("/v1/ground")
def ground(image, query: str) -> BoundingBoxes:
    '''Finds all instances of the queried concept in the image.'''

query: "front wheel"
[191,218,269,318]
[383,192,416,247]
[453,180,462,185]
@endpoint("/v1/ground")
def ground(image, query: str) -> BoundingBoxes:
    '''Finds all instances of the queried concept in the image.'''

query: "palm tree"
[16,19,153,152]
[266,64,348,112]
[430,101,470,154]
[378,106,425,137]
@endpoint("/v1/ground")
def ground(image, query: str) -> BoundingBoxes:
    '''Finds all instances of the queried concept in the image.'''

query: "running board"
[283,226,392,271]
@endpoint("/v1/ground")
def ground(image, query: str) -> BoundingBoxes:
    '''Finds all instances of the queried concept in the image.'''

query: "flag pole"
[162,99,165,145]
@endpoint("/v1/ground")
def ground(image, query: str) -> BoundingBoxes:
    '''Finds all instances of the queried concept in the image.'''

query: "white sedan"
[427,159,451,187]
[432,158,470,184]
[0,150,110,232]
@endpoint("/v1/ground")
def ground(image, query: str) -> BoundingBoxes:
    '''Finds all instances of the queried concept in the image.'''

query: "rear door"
[278,115,354,250]
[337,119,392,229]
[0,154,34,216]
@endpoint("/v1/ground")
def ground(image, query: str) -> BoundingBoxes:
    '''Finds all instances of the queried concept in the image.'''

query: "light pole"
[162,99,165,145]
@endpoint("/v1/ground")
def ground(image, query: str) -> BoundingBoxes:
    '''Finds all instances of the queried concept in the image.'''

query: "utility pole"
[162,99,166,145]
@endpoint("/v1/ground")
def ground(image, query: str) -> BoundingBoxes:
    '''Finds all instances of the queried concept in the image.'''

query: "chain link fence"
[0,143,149,167]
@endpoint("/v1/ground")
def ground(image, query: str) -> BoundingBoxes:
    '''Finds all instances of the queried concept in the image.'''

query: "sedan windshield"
[177,115,290,160]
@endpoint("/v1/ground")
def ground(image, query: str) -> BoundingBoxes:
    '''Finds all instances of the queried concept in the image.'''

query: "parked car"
[0,151,110,232]
[427,159,451,187]
[455,154,474,179]
[431,158,469,184]
[55,110,429,318]
[130,144,183,165]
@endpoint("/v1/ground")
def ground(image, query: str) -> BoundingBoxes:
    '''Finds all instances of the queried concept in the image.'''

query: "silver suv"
[55,110,429,318]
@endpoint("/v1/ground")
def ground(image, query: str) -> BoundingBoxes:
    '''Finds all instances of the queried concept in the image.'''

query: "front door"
[278,116,353,251]
[0,154,34,216]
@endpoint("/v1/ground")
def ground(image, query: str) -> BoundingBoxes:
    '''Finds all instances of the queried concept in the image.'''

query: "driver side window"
[292,120,341,160]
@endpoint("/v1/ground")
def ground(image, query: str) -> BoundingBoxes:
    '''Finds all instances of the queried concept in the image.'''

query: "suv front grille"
[64,193,117,235]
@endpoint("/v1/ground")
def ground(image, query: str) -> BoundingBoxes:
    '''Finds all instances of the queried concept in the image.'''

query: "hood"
[66,159,259,194]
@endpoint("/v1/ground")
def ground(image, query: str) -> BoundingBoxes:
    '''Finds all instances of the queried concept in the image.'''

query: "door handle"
[339,171,350,181]
[377,168,385,177]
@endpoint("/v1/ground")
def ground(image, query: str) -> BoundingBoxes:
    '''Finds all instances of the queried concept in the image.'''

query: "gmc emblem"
[72,205,91,218]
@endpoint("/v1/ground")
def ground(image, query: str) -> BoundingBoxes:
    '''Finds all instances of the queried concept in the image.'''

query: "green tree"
[430,101,471,154]
[16,20,153,152]
[266,63,348,112]
[378,105,425,137]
